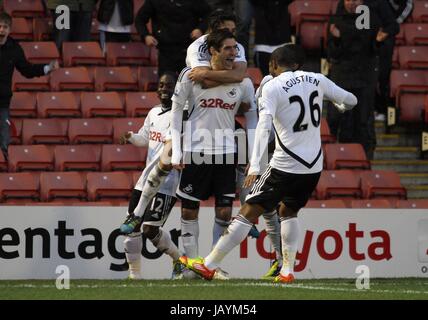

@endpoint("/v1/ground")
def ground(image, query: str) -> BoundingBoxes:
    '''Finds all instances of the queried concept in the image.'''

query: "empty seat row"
[0,144,147,173]
[315,170,407,200]
[12,66,159,92]
[10,91,160,118]
[9,118,145,145]
[0,171,141,202]
[306,199,428,209]
[21,41,154,67]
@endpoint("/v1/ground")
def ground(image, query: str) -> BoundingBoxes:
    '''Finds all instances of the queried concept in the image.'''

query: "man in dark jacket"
[327,0,381,159]
[0,13,59,160]
[135,0,211,75]
[97,0,134,44]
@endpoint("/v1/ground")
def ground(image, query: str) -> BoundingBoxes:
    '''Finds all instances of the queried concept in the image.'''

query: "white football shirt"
[259,71,350,174]
[186,34,246,68]
[172,68,255,155]
[129,106,179,196]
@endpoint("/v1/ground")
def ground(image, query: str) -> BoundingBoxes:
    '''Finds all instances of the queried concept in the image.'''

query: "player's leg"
[274,171,321,284]
[180,199,200,259]
[180,166,282,280]
[261,210,283,279]
[120,142,173,234]
[123,189,144,279]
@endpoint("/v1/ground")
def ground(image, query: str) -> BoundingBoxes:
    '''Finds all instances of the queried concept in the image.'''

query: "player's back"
[262,70,328,174]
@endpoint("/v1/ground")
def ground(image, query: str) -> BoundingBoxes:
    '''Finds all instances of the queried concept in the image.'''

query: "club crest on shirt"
[183,184,193,193]
[227,88,237,98]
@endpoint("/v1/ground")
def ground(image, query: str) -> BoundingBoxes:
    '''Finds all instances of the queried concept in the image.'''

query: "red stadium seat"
[0,172,40,202]
[50,67,94,91]
[10,92,37,118]
[359,170,407,199]
[321,118,336,143]
[324,143,370,170]
[54,145,102,171]
[101,144,147,171]
[132,171,142,186]
[81,92,124,117]
[395,199,428,208]
[10,17,33,40]
[20,42,60,64]
[399,93,425,122]
[138,66,159,91]
[12,70,50,91]
[316,170,361,199]
[40,172,87,201]
[392,46,399,69]
[4,0,46,17]
[112,118,146,143]
[0,152,8,172]
[246,67,263,89]
[288,0,331,29]
[94,67,138,91]
[8,145,54,172]
[62,42,105,67]
[68,118,113,144]
[37,92,81,118]
[398,46,428,69]
[300,21,326,50]
[86,172,132,201]
[350,199,395,208]
[305,199,348,208]
[390,70,428,109]
[22,119,68,144]
[149,47,158,66]
[105,42,151,66]
[412,1,428,23]
[10,119,23,145]
[33,17,54,41]
[125,91,159,116]
[403,23,428,45]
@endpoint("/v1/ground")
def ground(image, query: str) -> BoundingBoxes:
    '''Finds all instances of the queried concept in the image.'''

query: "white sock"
[263,211,282,264]
[151,228,181,261]
[124,233,142,275]
[280,217,299,276]
[205,215,252,270]
[212,217,230,248]
[134,164,169,217]
[181,218,199,258]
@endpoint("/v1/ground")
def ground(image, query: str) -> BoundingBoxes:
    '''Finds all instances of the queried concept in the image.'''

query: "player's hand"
[190,28,203,40]
[145,35,158,47]
[329,24,340,38]
[376,29,388,42]
[243,174,258,189]
[189,68,207,83]
[48,60,59,72]
[119,132,132,145]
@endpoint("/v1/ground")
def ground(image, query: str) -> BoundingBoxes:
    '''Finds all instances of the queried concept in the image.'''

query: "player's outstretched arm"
[190,62,247,84]
[170,101,185,169]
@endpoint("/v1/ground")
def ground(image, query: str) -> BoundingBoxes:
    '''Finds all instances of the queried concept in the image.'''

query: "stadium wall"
[0,206,427,279]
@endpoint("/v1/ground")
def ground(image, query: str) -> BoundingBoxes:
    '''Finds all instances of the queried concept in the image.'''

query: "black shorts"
[246,166,321,212]
[177,153,236,201]
[143,193,177,227]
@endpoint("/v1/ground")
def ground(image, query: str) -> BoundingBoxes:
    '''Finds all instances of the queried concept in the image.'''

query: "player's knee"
[278,202,298,219]
[181,198,199,220]
[142,224,159,240]
[239,203,264,224]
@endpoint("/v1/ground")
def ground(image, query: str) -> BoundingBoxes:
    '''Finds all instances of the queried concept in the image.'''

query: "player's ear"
[209,46,217,56]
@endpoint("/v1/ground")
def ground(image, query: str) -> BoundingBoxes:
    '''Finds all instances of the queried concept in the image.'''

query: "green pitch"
[0,278,427,300]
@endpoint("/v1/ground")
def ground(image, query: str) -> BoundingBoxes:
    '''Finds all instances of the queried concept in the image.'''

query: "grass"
[0,278,427,300]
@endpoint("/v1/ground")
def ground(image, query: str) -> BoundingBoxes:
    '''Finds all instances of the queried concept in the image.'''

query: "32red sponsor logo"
[240,223,392,272]
[200,98,236,110]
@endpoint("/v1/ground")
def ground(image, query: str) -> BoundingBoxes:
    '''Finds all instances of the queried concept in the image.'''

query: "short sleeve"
[186,38,211,68]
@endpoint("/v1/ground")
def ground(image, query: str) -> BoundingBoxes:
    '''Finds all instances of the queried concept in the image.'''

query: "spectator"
[45,0,98,50]
[327,0,380,159]
[251,0,292,76]
[206,0,234,12]
[0,13,59,160]
[135,0,211,76]
[375,0,413,120]
[234,0,254,61]
[97,0,134,51]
